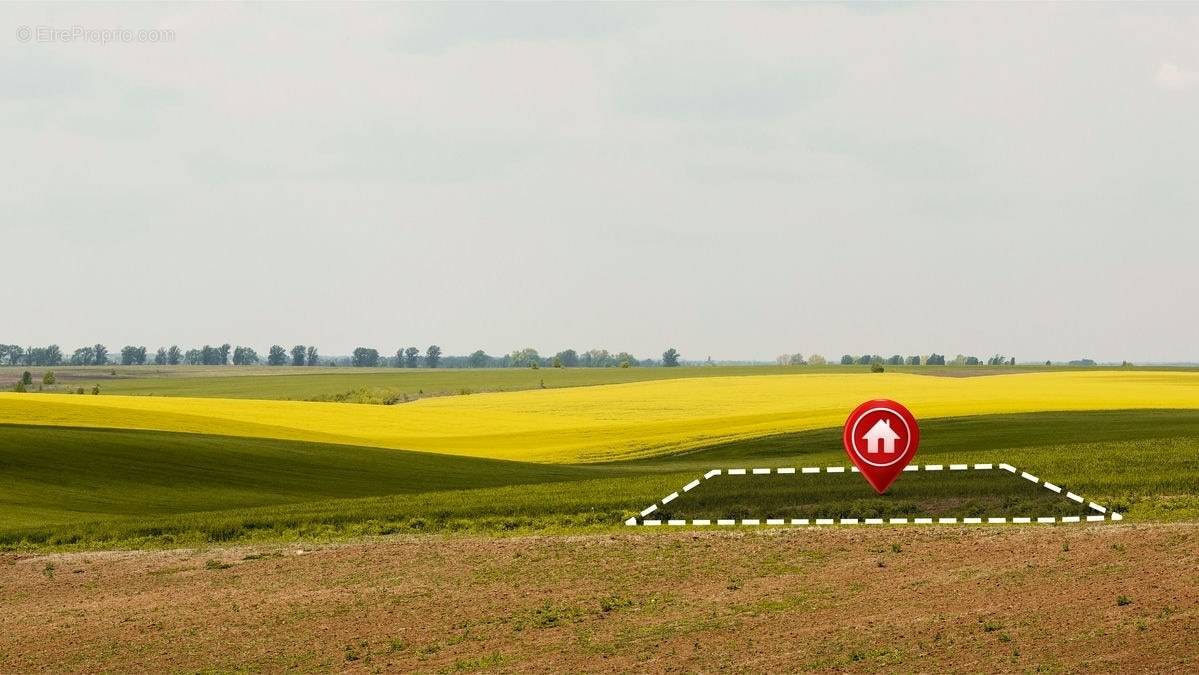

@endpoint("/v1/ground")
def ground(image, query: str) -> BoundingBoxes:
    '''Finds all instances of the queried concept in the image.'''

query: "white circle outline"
[848,407,913,468]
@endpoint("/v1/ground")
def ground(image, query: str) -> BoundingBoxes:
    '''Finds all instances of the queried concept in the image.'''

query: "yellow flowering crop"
[1,371,1196,463]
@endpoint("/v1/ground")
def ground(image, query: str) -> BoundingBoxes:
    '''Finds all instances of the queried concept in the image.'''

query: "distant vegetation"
[0,342,1109,371]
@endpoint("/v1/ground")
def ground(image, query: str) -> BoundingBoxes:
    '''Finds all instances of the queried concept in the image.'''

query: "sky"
[4,2,1198,362]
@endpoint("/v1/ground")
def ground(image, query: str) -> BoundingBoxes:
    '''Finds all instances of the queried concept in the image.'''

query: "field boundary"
[626,462,1123,526]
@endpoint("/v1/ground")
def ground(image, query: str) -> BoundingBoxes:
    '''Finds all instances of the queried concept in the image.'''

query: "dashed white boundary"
[626,462,1123,527]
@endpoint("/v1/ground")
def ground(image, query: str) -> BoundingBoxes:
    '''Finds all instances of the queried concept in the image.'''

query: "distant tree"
[662,348,680,367]
[46,345,63,365]
[351,347,379,368]
[1,345,21,365]
[776,354,791,366]
[582,349,613,368]
[232,346,259,365]
[789,353,806,366]
[42,371,55,385]
[184,348,203,365]
[306,346,319,366]
[509,348,540,368]
[926,353,946,366]
[268,345,289,366]
[1045,360,1051,366]
[871,362,885,373]
[614,352,640,367]
[965,356,980,366]
[987,354,1006,366]
[121,345,148,365]
[71,346,96,366]
[91,384,100,395]
[887,355,903,366]
[218,344,232,365]
[21,371,32,385]
[856,355,872,365]
[199,345,223,366]
[290,345,306,366]
[1010,357,1016,366]
[167,345,182,365]
[154,348,167,366]
[555,349,579,368]
[808,354,827,366]
[94,344,108,366]
[467,350,489,368]
[425,345,442,368]
[404,347,420,368]
[905,355,920,366]
[394,348,406,368]
[553,356,563,368]
[840,355,854,365]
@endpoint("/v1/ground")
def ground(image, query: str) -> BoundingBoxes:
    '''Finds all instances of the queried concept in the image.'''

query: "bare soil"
[1,524,1196,673]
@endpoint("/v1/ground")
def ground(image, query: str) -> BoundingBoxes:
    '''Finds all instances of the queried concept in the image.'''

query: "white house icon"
[862,418,901,453]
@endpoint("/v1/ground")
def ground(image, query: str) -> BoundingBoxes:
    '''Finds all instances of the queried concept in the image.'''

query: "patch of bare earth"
[1,524,1196,672]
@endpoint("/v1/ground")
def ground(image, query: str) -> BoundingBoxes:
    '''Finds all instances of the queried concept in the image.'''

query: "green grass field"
[2,409,1196,551]
[3,363,1162,402]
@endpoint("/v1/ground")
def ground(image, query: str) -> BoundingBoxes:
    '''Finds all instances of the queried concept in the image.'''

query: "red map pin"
[843,399,921,494]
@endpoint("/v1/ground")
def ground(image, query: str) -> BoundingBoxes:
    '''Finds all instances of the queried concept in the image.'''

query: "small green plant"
[451,652,505,671]
[890,543,902,553]
[42,562,56,579]
[1117,595,1132,606]
[982,620,1002,633]
[42,371,56,385]
[91,385,101,395]
[205,559,232,570]
[388,639,405,653]
[871,363,885,373]
[75,387,85,394]
[999,633,1012,643]
[599,595,633,612]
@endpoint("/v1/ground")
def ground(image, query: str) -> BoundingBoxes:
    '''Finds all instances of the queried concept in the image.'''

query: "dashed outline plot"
[627,462,1122,527]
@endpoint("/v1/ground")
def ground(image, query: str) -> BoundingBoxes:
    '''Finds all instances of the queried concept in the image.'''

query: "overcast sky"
[4,2,1198,362]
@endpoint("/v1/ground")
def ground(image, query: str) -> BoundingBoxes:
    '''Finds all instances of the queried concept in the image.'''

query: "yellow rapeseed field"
[2,371,1197,462]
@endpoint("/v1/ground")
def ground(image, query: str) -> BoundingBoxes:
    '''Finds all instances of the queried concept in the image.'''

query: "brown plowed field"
[2,524,1196,673]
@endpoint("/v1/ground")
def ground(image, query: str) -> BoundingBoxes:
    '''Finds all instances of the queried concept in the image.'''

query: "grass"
[0,425,624,531]
[4,363,1182,402]
[0,365,831,401]
[3,370,1198,462]
[1,409,1196,551]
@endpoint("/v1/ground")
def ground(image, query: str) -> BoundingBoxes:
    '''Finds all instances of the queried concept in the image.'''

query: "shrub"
[42,371,56,385]
[21,371,32,385]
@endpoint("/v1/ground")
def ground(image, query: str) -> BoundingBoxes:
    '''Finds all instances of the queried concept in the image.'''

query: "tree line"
[0,343,684,368]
